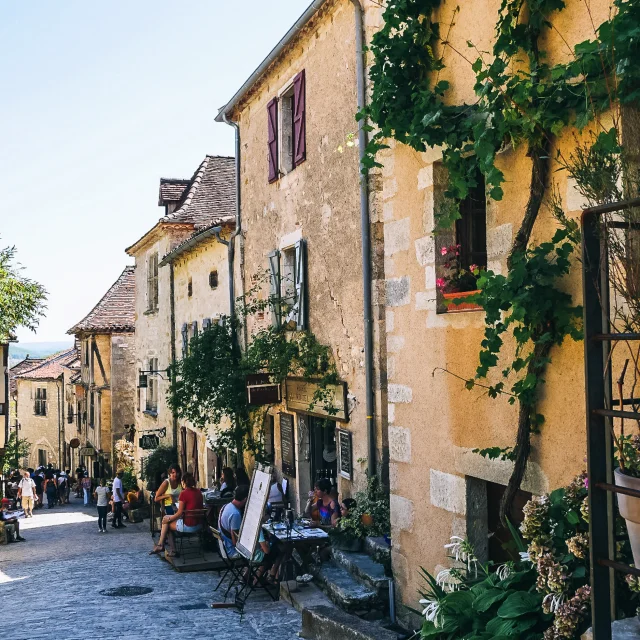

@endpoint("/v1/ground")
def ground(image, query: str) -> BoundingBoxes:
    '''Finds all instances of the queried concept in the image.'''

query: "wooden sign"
[338,429,353,480]
[79,446,96,457]
[246,373,281,405]
[279,413,296,477]
[139,434,159,450]
[285,377,348,422]
[69,438,80,449]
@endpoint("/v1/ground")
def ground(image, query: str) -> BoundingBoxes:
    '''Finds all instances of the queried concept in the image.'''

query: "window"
[84,340,89,367]
[209,270,218,289]
[188,277,193,298]
[146,358,158,413]
[89,392,95,427]
[38,449,47,467]
[147,252,159,311]
[455,171,487,271]
[268,239,307,330]
[267,70,306,183]
[34,387,47,416]
[67,402,74,423]
[181,323,188,357]
[487,481,531,563]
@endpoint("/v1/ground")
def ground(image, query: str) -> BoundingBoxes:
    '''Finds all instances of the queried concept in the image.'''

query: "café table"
[262,521,330,542]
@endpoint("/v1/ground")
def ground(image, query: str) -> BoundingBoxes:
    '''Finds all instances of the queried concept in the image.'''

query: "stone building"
[14,347,79,469]
[67,266,136,476]
[215,0,386,512]
[0,341,7,448]
[373,0,615,619]
[125,155,235,482]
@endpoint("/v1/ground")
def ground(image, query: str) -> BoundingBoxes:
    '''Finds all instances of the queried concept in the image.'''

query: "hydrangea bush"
[416,473,639,639]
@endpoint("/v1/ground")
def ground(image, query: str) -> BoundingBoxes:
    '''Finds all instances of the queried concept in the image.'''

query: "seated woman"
[150,472,203,557]
[340,497,357,520]
[304,478,339,528]
[219,467,236,498]
[154,464,182,516]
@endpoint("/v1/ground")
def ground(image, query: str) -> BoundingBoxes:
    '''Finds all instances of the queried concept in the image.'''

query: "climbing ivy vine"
[364,0,640,522]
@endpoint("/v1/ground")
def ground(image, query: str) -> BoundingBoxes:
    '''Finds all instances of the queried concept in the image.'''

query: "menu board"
[236,464,272,560]
[338,429,352,480]
[280,413,296,477]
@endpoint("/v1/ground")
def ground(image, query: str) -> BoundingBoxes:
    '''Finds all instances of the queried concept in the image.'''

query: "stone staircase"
[282,536,410,640]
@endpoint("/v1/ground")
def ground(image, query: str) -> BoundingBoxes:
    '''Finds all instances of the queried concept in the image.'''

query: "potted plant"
[331,475,390,550]
[437,244,483,312]
[614,434,640,566]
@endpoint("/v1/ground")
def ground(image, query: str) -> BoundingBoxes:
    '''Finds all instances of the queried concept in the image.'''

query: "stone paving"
[0,498,302,640]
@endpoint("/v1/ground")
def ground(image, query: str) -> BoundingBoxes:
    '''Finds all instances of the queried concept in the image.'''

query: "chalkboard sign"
[338,429,352,480]
[280,413,296,477]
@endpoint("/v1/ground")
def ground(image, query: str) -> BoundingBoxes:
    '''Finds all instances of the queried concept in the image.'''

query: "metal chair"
[210,526,244,599]
[174,509,208,565]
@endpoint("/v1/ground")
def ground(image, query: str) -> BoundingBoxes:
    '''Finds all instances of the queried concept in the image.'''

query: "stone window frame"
[145,357,158,414]
[147,252,159,313]
[34,386,47,416]
[278,78,296,176]
[432,162,488,314]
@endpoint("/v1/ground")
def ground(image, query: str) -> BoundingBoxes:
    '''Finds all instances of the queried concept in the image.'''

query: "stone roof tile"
[159,179,190,206]
[15,348,79,381]
[67,266,135,335]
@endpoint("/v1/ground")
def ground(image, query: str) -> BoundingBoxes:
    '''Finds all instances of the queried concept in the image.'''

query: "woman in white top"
[154,465,182,516]
[94,478,111,533]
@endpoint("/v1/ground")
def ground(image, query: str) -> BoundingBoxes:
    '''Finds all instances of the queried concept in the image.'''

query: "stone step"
[300,605,400,640]
[331,548,390,596]
[364,536,391,571]
[314,562,381,615]
[279,580,334,613]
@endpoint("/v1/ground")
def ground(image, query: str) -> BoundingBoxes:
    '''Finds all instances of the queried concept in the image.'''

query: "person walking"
[94,478,111,533]
[81,475,92,506]
[17,471,36,517]
[44,472,57,509]
[57,472,67,506]
[33,469,44,510]
[111,470,125,529]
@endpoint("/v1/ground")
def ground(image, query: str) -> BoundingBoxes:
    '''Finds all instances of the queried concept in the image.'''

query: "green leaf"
[566,510,580,525]
[474,588,512,613]
[497,592,541,618]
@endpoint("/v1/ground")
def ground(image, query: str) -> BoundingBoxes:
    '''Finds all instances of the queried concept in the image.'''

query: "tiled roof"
[9,357,44,395]
[164,155,236,228]
[15,348,79,381]
[159,179,190,206]
[67,266,135,335]
[159,219,236,267]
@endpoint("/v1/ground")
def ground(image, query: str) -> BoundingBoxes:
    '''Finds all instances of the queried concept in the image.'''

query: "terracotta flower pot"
[442,290,482,313]
[615,468,640,566]
[361,513,374,528]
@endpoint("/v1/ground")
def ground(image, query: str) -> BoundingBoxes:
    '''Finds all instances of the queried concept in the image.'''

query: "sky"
[1,0,305,343]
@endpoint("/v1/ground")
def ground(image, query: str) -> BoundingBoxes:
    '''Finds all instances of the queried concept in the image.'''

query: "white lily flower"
[419,598,441,627]
[543,592,565,613]
[436,568,459,592]
[496,563,512,581]
[519,551,531,563]
[444,536,478,576]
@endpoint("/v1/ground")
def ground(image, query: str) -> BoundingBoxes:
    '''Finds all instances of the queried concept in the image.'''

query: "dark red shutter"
[267,98,278,183]
[293,70,306,166]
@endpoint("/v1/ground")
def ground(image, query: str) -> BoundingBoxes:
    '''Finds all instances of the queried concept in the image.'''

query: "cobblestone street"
[0,499,302,640]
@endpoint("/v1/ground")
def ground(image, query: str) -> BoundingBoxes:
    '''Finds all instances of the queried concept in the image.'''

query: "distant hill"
[9,341,74,366]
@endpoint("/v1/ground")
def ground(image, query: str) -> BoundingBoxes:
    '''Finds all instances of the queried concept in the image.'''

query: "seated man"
[0,498,25,542]
[218,485,249,559]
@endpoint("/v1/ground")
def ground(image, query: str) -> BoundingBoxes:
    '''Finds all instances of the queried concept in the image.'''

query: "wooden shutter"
[293,70,306,167]
[267,98,279,183]
[294,239,307,330]
[192,320,198,338]
[202,318,211,331]
[181,323,188,357]
[268,250,281,328]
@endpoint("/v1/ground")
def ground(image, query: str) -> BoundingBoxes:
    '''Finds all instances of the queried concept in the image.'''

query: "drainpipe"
[169,262,178,452]
[220,113,245,460]
[350,0,376,479]
[57,380,63,468]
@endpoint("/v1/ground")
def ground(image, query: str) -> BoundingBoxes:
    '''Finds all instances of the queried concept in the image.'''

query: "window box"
[442,290,483,313]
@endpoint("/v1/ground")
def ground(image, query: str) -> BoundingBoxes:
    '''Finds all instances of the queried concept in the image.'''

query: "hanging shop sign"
[285,378,348,422]
[279,413,296,477]
[79,445,96,457]
[246,373,281,406]
[69,438,80,449]
[139,434,160,450]
[337,429,353,480]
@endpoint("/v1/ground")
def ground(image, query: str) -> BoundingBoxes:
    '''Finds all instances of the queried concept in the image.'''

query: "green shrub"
[141,445,178,484]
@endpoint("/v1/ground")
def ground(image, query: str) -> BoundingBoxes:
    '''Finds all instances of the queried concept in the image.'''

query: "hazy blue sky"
[1,0,304,343]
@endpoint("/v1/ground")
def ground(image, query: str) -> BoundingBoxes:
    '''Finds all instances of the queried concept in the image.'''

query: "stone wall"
[378,0,613,618]
[229,0,386,510]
